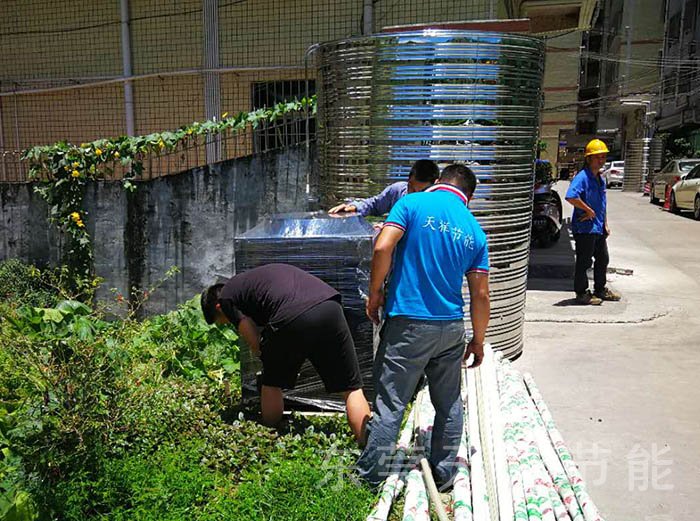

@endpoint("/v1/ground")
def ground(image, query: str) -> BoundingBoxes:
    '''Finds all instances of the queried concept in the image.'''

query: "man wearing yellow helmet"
[564,139,622,305]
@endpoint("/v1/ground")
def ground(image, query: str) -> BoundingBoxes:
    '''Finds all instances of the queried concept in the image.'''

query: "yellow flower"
[222,112,229,119]
[72,161,79,168]
[71,170,80,178]
[76,220,85,228]
[95,148,102,156]
[186,129,193,135]
[114,151,120,159]
[158,140,165,149]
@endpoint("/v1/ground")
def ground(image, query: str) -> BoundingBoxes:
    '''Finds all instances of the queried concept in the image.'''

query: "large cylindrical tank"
[317,30,545,359]
[649,137,665,173]
[623,138,652,192]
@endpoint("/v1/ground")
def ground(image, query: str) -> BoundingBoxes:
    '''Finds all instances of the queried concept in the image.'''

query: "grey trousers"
[356,316,465,487]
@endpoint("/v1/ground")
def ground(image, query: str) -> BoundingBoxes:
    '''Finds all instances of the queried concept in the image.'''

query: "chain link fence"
[1,0,496,182]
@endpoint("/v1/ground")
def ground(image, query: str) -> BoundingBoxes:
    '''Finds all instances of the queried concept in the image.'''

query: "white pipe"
[366,412,415,521]
[466,364,491,520]
[402,468,430,521]
[497,362,558,521]
[501,362,581,521]
[481,345,514,520]
[453,368,473,521]
[524,373,605,521]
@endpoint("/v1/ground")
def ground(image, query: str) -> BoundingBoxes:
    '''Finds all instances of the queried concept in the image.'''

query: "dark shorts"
[260,298,363,393]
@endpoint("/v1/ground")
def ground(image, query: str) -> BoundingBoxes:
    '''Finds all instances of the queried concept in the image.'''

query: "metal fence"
[1,0,496,183]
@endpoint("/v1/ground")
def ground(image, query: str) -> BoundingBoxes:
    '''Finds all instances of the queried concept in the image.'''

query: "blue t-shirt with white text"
[383,185,489,320]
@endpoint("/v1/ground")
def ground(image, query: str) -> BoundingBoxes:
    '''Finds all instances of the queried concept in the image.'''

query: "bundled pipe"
[452,370,473,521]
[366,412,416,521]
[524,373,604,521]
[364,348,607,521]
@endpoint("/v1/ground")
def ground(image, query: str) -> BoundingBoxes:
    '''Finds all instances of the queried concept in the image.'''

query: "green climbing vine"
[21,96,316,296]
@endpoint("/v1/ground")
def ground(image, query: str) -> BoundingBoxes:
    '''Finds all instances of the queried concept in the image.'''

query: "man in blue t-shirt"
[565,139,622,305]
[356,164,490,488]
[328,159,439,216]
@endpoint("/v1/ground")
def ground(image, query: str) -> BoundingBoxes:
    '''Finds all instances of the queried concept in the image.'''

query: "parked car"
[649,159,700,204]
[604,161,624,188]
[668,164,700,219]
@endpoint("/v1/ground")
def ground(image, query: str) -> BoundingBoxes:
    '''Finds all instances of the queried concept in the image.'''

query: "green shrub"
[0,289,375,521]
[228,457,374,520]
[0,260,58,309]
[135,297,240,384]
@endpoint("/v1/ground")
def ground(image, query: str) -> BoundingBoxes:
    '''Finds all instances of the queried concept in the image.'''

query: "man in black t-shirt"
[201,263,370,445]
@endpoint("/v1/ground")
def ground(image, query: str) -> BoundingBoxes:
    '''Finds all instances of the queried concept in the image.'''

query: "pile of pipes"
[367,346,606,521]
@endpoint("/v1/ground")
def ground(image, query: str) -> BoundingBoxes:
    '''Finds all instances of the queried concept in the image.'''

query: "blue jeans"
[356,317,465,487]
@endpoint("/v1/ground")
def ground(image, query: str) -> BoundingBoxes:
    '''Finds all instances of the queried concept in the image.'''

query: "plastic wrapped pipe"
[466,362,492,520]
[500,362,581,521]
[524,373,605,521]
[452,370,473,521]
[316,30,546,360]
[480,346,515,521]
[366,411,415,521]
[402,468,431,521]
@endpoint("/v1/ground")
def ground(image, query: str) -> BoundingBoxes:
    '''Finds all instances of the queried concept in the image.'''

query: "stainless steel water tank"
[649,137,665,174]
[317,30,545,359]
[623,138,651,192]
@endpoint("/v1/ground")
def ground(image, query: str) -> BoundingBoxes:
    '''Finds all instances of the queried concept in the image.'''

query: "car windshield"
[611,161,624,168]
[679,161,700,172]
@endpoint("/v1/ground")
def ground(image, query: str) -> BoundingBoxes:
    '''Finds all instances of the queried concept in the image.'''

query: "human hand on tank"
[328,203,358,215]
[579,206,596,221]
[464,339,484,369]
[365,289,385,325]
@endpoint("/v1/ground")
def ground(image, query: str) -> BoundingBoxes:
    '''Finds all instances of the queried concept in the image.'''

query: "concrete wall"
[540,31,583,164]
[0,145,315,314]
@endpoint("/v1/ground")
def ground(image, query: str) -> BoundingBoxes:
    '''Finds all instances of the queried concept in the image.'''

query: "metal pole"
[0,92,6,182]
[623,0,634,95]
[203,0,222,163]
[120,0,135,136]
[363,0,373,35]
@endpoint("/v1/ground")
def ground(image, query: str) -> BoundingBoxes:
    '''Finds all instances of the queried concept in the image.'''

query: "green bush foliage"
[0,260,373,521]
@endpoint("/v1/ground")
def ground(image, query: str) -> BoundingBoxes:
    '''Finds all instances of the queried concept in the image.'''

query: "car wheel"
[694,196,700,221]
[649,184,659,204]
[670,192,680,214]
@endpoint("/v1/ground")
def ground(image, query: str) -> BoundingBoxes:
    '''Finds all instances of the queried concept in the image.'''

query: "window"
[679,161,700,172]
[251,80,316,152]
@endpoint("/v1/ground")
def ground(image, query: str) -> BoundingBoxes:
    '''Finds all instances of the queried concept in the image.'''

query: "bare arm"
[465,271,490,368]
[366,226,404,324]
[237,316,261,358]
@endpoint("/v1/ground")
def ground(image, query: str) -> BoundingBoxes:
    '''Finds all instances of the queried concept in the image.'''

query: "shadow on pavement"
[527,223,576,291]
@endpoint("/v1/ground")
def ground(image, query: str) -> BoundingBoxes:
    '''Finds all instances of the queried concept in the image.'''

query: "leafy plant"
[0,260,59,309]
[20,96,317,290]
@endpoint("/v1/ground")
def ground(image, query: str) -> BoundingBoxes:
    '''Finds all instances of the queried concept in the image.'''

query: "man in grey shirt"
[328,160,439,217]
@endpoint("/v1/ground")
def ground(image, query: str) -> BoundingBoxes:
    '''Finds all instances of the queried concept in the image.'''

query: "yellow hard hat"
[584,139,609,156]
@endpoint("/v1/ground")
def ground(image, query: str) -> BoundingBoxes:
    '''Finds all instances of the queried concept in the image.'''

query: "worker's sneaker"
[595,287,621,301]
[575,291,602,305]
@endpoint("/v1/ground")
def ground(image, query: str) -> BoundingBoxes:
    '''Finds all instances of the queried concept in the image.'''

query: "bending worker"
[565,139,622,306]
[357,164,491,488]
[201,263,370,445]
[328,159,439,216]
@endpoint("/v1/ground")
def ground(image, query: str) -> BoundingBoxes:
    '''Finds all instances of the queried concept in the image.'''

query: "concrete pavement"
[517,185,700,521]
